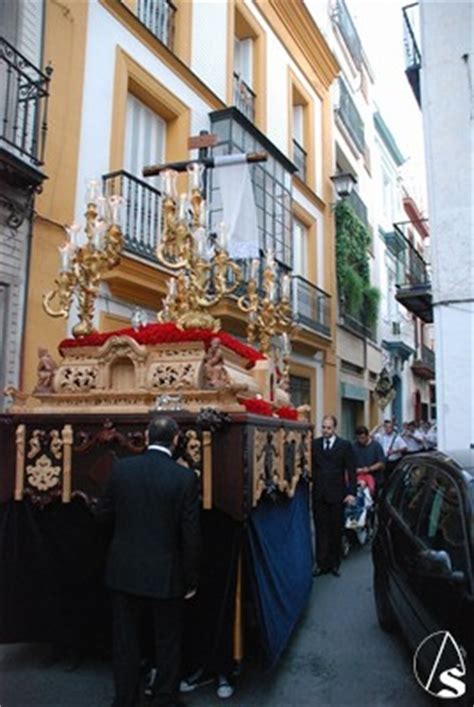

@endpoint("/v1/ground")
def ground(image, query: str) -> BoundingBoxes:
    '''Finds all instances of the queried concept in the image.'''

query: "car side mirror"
[418,549,466,584]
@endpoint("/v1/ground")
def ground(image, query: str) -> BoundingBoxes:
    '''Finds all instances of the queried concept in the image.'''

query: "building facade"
[402,0,470,449]
[373,110,435,426]
[0,1,51,412]
[19,0,342,428]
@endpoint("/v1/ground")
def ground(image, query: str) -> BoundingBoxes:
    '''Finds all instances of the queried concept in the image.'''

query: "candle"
[268,283,275,302]
[199,199,207,228]
[282,274,290,299]
[282,332,291,355]
[87,179,99,203]
[93,219,106,249]
[265,248,275,270]
[167,278,177,297]
[187,162,204,192]
[59,243,72,272]
[217,221,228,251]
[108,195,124,225]
[178,193,188,221]
[194,226,207,259]
[162,170,177,199]
[65,223,80,250]
[250,259,259,281]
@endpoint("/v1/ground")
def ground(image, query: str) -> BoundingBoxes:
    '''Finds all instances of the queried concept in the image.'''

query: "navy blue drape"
[246,481,313,669]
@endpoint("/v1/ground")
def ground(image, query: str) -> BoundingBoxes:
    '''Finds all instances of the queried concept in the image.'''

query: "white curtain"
[214,154,259,259]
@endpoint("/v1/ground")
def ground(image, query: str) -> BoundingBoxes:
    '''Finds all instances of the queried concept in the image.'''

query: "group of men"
[101,413,435,706]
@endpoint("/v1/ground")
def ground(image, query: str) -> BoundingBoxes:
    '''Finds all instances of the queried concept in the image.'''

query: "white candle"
[65,223,80,250]
[217,221,228,251]
[199,199,207,228]
[87,179,99,203]
[268,283,275,302]
[162,170,177,199]
[282,274,290,299]
[168,278,177,297]
[250,259,259,281]
[187,162,204,192]
[265,248,275,270]
[108,195,124,225]
[59,243,72,272]
[178,193,188,221]
[282,332,291,354]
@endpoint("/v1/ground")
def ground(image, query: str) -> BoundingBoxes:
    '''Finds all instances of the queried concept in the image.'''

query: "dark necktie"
[324,439,331,452]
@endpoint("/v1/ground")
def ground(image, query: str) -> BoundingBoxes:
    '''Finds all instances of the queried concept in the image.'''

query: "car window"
[417,472,467,574]
[388,463,431,530]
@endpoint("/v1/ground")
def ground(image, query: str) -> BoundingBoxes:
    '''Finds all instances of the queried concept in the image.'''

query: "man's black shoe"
[331,568,341,577]
[312,567,328,577]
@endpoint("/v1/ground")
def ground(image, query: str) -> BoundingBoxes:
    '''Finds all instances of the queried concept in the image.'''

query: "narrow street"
[0,545,433,707]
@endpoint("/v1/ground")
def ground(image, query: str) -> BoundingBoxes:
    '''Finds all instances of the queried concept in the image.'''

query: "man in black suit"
[312,414,356,577]
[99,415,201,707]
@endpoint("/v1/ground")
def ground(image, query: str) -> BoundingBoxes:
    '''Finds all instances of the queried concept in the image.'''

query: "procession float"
[0,152,313,678]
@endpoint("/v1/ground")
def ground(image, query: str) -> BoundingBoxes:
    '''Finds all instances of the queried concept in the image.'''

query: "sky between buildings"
[349,0,427,210]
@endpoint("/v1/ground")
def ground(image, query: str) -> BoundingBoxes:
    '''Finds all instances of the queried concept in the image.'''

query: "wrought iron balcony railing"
[121,0,176,50]
[393,222,430,288]
[346,189,368,228]
[0,37,52,169]
[339,307,376,341]
[421,344,435,371]
[293,276,331,337]
[233,72,256,123]
[402,3,421,106]
[102,170,162,261]
[332,0,363,68]
[292,139,307,182]
[337,78,365,153]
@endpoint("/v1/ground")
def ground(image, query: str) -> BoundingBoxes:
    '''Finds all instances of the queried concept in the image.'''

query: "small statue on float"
[34,348,57,393]
[203,337,230,389]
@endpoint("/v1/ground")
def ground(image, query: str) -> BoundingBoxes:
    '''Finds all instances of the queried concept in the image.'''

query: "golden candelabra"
[156,164,242,331]
[43,181,124,337]
[237,250,293,355]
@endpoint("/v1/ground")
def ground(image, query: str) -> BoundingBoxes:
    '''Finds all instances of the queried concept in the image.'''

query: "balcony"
[232,72,256,123]
[209,107,296,269]
[402,3,421,106]
[346,189,368,228]
[336,78,365,153]
[121,0,176,50]
[293,276,331,337]
[332,0,363,69]
[339,307,376,342]
[393,221,432,322]
[0,37,52,187]
[292,139,307,183]
[102,170,162,262]
[412,344,435,380]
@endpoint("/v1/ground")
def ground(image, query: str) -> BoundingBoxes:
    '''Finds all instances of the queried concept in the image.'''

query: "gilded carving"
[26,454,61,491]
[149,362,197,389]
[57,365,98,392]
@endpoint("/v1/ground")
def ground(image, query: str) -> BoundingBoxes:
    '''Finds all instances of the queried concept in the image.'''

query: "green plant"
[364,285,381,328]
[335,201,380,327]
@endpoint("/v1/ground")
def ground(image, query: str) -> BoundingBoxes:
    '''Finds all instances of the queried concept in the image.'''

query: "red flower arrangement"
[275,406,299,421]
[59,322,265,368]
[240,398,274,416]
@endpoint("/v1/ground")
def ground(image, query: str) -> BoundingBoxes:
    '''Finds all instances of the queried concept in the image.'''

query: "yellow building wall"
[22,0,89,396]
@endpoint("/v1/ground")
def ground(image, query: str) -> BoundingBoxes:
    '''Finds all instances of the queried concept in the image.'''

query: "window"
[418,473,467,573]
[293,105,304,146]
[293,218,308,278]
[234,37,253,88]
[0,284,9,411]
[388,462,431,530]
[124,93,166,184]
[290,375,311,408]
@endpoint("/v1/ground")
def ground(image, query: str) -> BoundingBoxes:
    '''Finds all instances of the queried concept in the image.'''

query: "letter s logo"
[437,666,466,699]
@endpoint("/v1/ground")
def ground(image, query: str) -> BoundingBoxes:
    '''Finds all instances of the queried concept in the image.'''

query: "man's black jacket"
[311,437,356,503]
[98,449,201,599]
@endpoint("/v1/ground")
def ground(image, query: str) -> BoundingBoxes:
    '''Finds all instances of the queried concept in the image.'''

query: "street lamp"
[330,172,357,199]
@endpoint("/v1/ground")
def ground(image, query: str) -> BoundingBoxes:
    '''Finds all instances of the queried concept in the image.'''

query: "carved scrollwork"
[26,453,61,491]
[57,365,98,392]
[149,362,197,389]
[196,407,232,432]
[73,420,146,453]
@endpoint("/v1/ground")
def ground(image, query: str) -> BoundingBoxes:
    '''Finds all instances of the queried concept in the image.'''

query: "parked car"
[372,450,474,701]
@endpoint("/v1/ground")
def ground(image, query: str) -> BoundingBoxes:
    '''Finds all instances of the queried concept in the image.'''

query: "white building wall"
[419,0,473,450]
[191,0,228,102]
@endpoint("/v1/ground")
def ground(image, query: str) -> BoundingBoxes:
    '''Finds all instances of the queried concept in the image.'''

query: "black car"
[372,450,474,702]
